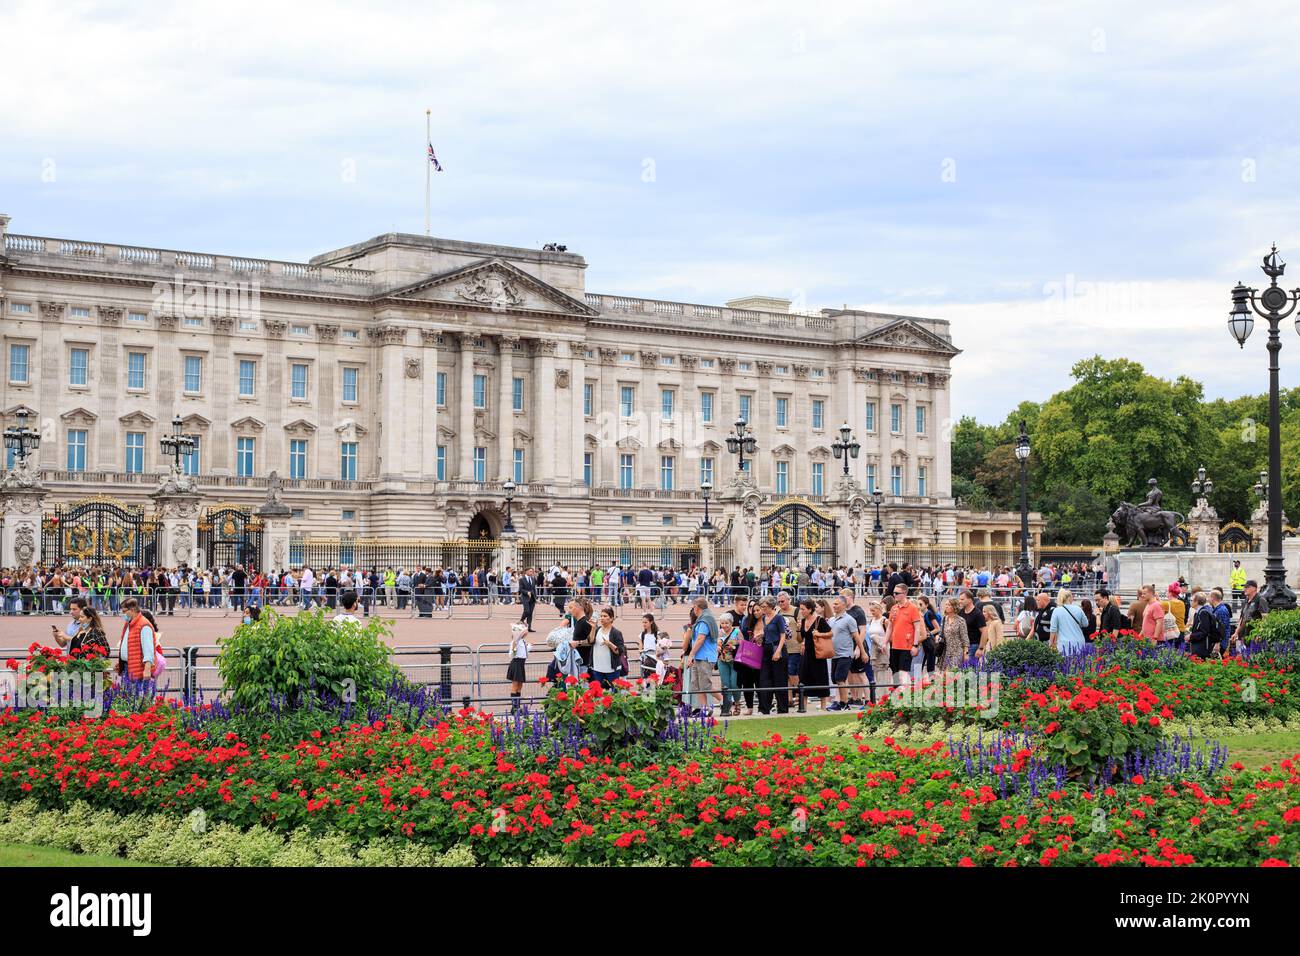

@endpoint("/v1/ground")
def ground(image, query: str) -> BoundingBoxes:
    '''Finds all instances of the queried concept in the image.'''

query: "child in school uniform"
[507,622,530,715]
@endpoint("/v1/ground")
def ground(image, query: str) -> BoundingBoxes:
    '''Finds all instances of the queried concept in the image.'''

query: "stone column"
[419,329,441,479]
[565,341,585,487]
[257,481,293,572]
[497,334,517,481]
[532,340,558,483]
[598,348,619,486]
[371,324,409,480]
[154,495,201,568]
[1187,497,1219,554]
[698,525,716,569]
[719,489,762,571]
[834,489,868,568]
[0,478,45,568]
[457,332,476,480]
[498,529,519,573]
[933,372,953,498]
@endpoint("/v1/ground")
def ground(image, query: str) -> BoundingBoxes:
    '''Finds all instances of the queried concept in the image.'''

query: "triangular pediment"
[119,410,157,428]
[180,414,211,429]
[231,416,265,431]
[383,257,599,318]
[858,319,960,356]
[284,419,316,436]
[3,404,38,419]
[60,407,98,423]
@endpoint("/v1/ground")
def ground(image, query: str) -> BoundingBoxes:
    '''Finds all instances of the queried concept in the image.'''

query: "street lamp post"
[158,414,195,473]
[501,478,516,534]
[2,408,41,467]
[700,480,713,531]
[890,528,899,547]
[1228,245,1298,610]
[1191,465,1214,501]
[830,422,860,477]
[1014,419,1032,586]
[724,415,758,481]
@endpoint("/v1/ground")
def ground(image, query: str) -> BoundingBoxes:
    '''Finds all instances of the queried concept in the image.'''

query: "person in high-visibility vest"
[1229,561,1246,598]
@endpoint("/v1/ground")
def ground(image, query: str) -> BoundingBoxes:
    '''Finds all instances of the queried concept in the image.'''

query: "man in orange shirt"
[888,585,922,687]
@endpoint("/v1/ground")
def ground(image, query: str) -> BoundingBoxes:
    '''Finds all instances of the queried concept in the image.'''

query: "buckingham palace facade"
[0,212,1032,570]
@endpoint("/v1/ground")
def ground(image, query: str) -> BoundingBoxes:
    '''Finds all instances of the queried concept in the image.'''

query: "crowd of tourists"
[0,559,1102,617]
[525,573,1263,719]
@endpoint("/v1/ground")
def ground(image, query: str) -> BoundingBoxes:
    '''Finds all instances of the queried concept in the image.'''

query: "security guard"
[1229,561,1246,599]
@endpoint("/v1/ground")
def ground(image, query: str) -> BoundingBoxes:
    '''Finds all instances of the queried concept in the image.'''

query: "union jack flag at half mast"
[427,143,443,172]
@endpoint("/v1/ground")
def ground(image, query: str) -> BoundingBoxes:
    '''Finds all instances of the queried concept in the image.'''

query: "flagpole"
[424,108,431,237]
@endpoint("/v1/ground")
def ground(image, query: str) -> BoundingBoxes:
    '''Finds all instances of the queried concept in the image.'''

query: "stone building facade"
[0,212,1042,568]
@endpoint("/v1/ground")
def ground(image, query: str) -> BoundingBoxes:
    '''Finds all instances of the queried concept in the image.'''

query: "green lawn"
[0,844,156,867]
[721,713,1300,772]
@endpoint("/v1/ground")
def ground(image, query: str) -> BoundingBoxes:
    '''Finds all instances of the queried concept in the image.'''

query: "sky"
[3,0,1300,423]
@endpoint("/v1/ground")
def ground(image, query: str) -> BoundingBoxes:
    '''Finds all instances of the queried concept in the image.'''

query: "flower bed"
[1,696,1297,866]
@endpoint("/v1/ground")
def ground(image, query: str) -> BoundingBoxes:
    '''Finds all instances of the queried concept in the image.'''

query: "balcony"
[3,233,375,296]
[584,293,837,338]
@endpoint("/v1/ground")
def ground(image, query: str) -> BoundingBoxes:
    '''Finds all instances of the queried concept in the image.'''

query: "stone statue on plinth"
[1111,478,1190,548]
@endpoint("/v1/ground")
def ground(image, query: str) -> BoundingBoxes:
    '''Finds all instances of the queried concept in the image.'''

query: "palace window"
[69,348,89,387]
[472,447,486,482]
[182,436,201,476]
[583,452,593,487]
[512,377,524,412]
[661,388,674,420]
[436,445,446,481]
[865,401,876,432]
[125,432,145,474]
[916,405,927,435]
[238,360,256,398]
[127,352,147,390]
[700,457,714,487]
[66,430,87,472]
[775,397,789,428]
[183,355,202,393]
[620,386,635,418]
[436,371,447,407]
[291,363,309,400]
[891,464,902,497]
[290,439,307,479]
[660,456,675,491]
[340,441,358,481]
[700,391,714,423]
[811,399,824,430]
[583,383,594,417]
[619,454,634,489]
[811,461,824,497]
[513,448,525,484]
[775,460,788,494]
[918,465,928,497]
[9,344,30,384]
[236,437,255,477]
[890,403,902,434]
[342,366,359,403]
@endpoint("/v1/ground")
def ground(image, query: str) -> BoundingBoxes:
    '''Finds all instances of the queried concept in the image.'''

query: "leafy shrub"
[1020,683,1165,783]
[1248,609,1300,649]
[540,677,677,753]
[217,609,402,713]
[984,638,1062,678]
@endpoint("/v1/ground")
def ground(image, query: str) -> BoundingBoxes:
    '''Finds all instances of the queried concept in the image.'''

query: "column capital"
[532,339,559,357]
